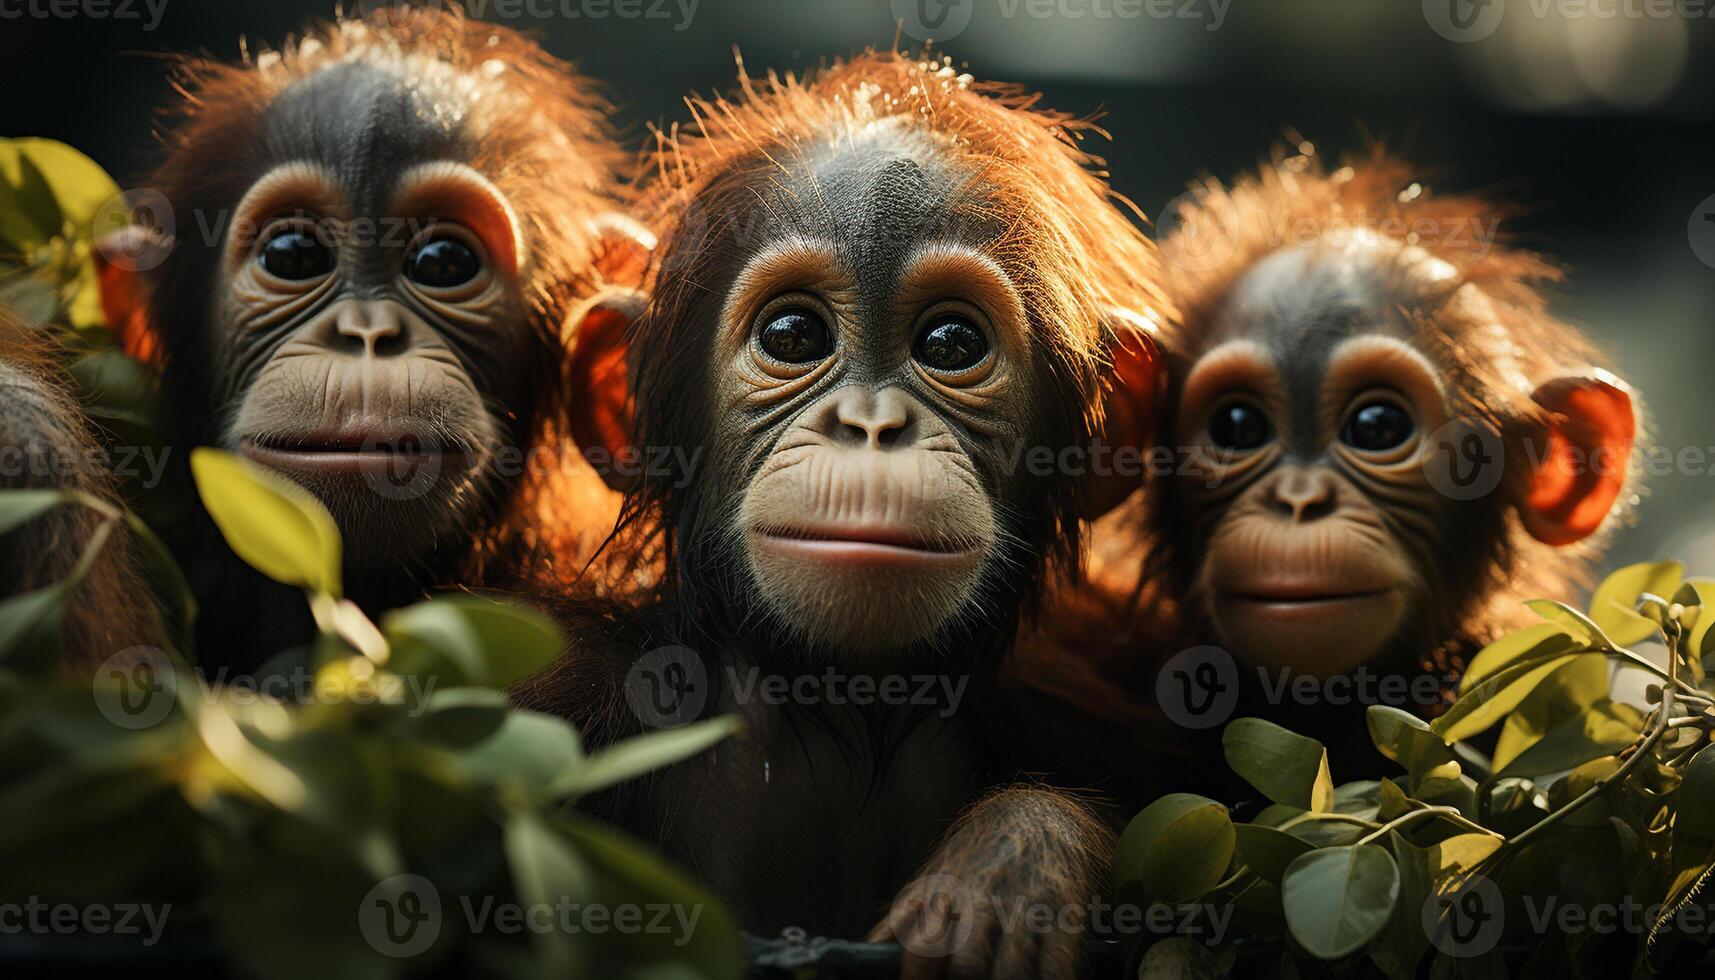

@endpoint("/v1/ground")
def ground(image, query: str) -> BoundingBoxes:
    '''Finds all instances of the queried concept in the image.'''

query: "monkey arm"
[869,784,1116,980]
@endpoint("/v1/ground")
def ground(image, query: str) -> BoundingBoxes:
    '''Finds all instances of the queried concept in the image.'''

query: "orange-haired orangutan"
[94,8,638,670]
[0,311,165,669]
[519,52,1167,978]
[1030,147,1638,783]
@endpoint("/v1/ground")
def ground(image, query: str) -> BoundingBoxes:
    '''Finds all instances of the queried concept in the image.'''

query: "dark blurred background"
[3,0,1712,575]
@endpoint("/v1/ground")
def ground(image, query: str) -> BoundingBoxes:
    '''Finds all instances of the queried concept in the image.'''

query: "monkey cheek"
[1210,590,1410,679]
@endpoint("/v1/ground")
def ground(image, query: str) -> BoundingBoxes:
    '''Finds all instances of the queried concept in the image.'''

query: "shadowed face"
[214,61,534,573]
[1173,242,1461,675]
[692,127,1047,652]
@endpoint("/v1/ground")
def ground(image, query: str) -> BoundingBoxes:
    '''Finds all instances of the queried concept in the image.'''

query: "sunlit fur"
[612,50,1171,663]
[133,7,625,588]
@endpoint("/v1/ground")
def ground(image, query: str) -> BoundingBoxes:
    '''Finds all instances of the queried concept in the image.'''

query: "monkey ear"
[566,288,645,492]
[1518,373,1635,546]
[93,227,171,367]
[586,213,656,290]
[1087,309,1166,517]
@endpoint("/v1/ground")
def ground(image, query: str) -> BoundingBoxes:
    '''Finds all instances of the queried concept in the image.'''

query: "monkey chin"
[1210,588,1411,680]
[742,527,991,653]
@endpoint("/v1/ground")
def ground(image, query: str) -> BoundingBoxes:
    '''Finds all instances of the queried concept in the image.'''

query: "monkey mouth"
[749,524,981,567]
[1221,585,1397,609]
[241,433,474,475]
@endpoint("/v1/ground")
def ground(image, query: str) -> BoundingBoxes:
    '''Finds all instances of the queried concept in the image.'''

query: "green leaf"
[1524,599,1611,650]
[1223,717,1335,812]
[1496,698,1641,779]
[190,448,341,596]
[1490,655,1612,770]
[1233,823,1314,884]
[0,583,68,671]
[504,808,594,975]
[456,709,583,793]
[550,715,741,799]
[385,594,562,689]
[1460,623,1581,690]
[0,489,65,536]
[1677,745,1715,844]
[1434,652,1582,743]
[1588,560,1683,647]
[1112,793,1235,903]
[1684,579,1715,662]
[2,139,120,245]
[404,687,511,748]
[559,815,746,980]
[1282,844,1401,960]
[1366,706,1455,777]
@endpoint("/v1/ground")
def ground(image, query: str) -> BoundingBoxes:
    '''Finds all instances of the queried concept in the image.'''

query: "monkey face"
[212,67,535,573]
[1173,244,1460,675]
[696,143,1045,653]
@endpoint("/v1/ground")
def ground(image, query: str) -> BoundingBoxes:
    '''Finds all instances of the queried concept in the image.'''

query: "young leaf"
[1223,717,1335,812]
[190,448,341,596]
[1489,655,1611,771]
[0,489,65,535]
[1366,705,1455,777]
[1233,823,1314,884]
[1112,793,1235,903]
[1282,845,1401,960]
[1460,623,1580,690]
[550,715,742,799]
[1434,652,1581,743]
[1524,599,1611,650]
[1588,560,1683,647]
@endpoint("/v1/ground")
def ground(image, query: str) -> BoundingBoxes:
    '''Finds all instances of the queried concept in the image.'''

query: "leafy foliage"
[0,453,744,979]
[1116,562,1715,978]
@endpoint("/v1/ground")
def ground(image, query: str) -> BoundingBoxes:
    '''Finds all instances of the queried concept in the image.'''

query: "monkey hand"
[867,786,1114,980]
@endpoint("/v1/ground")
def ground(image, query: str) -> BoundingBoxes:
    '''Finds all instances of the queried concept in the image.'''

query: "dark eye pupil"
[259,231,332,280]
[758,310,831,363]
[1209,403,1271,451]
[1344,403,1414,451]
[914,318,988,372]
[408,238,480,288]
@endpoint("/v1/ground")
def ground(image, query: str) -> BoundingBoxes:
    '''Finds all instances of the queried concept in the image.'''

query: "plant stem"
[1356,806,1503,847]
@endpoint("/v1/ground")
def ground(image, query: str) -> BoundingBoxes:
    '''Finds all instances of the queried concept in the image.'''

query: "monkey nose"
[1270,468,1337,522]
[332,300,409,357]
[819,386,916,450]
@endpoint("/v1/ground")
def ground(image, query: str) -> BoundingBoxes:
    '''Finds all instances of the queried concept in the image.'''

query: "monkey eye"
[757,308,833,364]
[407,237,482,289]
[1342,401,1415,452]
[913,316,990,373]
[258,229,333,281]
[1208,401,1272,452]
